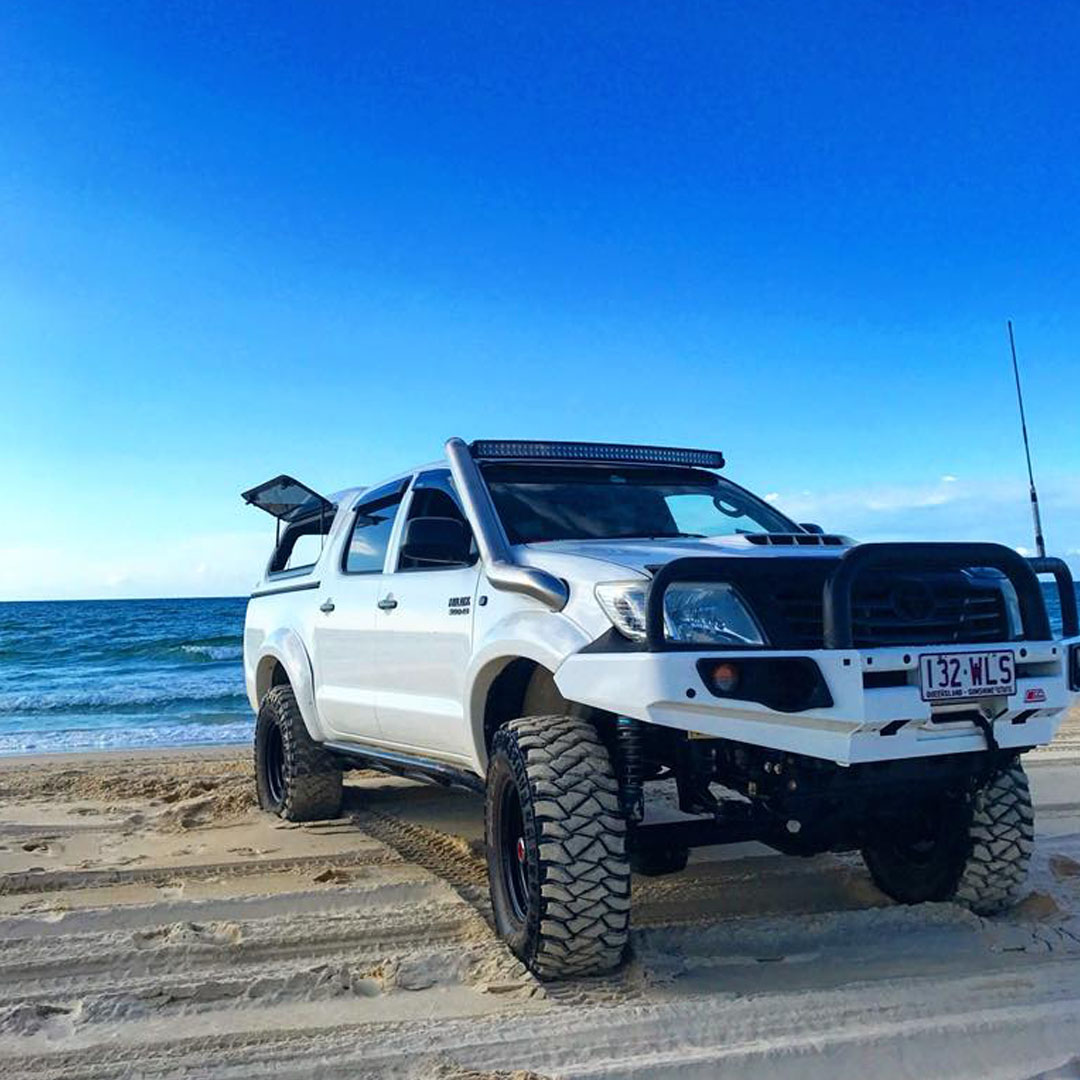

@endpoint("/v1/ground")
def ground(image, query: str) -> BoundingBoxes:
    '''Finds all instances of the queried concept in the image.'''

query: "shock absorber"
[616,716,645,823]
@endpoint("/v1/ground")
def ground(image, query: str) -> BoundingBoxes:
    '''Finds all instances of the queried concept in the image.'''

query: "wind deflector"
[241,475,336,523]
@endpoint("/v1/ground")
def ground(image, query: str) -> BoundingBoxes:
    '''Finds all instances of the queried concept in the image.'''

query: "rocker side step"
[323,742,485,794]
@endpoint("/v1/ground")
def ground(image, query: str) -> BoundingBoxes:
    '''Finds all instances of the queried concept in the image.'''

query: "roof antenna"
[1007,320,1046,558]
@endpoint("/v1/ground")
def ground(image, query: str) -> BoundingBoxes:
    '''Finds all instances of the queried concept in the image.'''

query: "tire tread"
[953,762,1033,915]
[255,685,343,822]
[488,715,630,979]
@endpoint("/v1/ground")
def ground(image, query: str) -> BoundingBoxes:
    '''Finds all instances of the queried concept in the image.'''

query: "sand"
[0,708,1078,1079]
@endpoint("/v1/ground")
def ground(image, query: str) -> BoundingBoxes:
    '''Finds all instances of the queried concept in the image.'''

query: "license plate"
[919,650,1016,702]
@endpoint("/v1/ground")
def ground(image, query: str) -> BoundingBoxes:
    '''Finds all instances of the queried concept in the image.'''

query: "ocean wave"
[180,644,243,661]
[0,721,254,756]
[0,677,247,714]
[0,636,244,667]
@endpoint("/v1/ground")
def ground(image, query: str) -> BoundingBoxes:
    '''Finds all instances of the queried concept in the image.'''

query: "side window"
[398,473,477,571]
[408,488,468,525]
[282,532,325,571]
[268,512,334,576]
[343,490,404,574]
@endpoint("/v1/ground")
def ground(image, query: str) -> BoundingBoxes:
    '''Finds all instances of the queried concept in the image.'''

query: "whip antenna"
[1007,320,1046,558]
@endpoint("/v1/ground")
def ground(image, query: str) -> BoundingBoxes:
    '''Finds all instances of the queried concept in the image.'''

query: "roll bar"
[444,437,569,611]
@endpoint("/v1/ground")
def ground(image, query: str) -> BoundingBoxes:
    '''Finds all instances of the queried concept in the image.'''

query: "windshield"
[482,465,798,544]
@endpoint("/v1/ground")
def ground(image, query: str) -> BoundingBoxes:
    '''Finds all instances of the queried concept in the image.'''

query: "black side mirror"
[799,522,825,535]
[401,516,472,566]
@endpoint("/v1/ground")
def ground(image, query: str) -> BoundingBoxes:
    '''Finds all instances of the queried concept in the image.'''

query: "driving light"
[696,657,833,712]
[470,440,725,468]
[708,661,740,692]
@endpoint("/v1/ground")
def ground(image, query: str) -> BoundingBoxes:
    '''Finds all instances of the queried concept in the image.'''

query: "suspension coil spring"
[616,716,645,823]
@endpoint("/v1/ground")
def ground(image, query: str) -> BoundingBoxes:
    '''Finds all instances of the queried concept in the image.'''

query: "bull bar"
[645,542,1076,651]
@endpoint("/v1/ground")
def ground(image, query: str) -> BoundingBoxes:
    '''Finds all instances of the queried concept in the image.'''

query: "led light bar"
[469,440,725,469]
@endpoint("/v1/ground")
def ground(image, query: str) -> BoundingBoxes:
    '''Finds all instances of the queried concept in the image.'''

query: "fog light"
[709,661,740,693]
[695,657,834,713]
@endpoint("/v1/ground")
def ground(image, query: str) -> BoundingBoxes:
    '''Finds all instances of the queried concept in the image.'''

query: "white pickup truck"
[243,438,1080,978]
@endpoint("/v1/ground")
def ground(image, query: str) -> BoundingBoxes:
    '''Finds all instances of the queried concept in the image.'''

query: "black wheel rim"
[887,801,952,867]
[265,724,285,807]
[499,779,529,923]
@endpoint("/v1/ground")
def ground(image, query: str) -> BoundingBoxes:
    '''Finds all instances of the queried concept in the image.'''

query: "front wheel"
[861,760,1034,915]
[485,715,631,979]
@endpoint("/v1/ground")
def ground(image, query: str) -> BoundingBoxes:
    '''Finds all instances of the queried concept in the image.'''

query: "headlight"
[595,581,766,645]
[664,582,766,644]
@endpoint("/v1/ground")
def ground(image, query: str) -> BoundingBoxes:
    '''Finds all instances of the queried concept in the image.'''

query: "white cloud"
[0,530,270,601]
[767,473,1080,572]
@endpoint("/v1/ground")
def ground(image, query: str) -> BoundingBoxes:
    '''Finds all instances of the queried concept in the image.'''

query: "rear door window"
[343,483,407,574]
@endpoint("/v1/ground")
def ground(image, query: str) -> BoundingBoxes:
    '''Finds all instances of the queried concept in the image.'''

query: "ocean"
[1,584,1077,756]
[0,597,251,756]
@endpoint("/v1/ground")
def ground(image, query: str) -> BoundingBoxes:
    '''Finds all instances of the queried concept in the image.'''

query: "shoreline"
[0,742,248,770]
[3,702,1076,765]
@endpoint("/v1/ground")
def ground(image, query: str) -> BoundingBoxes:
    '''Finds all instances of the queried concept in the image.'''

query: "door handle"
[319,598,335,613]
[377,596,398,611]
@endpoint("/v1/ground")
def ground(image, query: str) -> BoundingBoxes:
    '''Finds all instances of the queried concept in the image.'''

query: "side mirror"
[799,522,825,535]
[400,516,472,566]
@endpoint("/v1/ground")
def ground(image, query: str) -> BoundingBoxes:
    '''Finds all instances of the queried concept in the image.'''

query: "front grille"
[770,576,1011,649]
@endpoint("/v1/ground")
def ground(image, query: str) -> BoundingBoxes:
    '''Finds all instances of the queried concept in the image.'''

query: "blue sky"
[3,2,1079,600]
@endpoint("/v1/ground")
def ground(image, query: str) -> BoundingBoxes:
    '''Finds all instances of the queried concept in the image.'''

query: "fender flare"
[464,610,593,769]
[252,627,329,742]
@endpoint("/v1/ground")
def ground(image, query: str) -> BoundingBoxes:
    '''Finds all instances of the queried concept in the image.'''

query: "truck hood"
[521,535,854,576]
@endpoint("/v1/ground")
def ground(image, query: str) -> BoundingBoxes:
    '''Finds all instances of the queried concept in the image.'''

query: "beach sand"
[1,709,1078,1079]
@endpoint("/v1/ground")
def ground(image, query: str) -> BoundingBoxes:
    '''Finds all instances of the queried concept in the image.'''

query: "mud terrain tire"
[486,715,631,979]
[862,759,1033,915]
[255,685,343,822]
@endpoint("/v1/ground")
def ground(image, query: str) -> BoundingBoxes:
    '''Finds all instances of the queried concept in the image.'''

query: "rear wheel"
[254,685,343,822]
[485,715,631,979]
[862,759,1033,915]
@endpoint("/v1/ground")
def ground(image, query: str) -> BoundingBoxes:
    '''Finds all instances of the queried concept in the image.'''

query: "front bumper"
[554,637,1080,765]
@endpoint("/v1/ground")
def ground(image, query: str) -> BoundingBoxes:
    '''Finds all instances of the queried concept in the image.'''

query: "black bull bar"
[645,542,1077,652]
